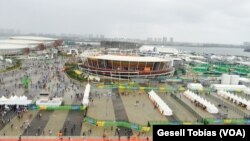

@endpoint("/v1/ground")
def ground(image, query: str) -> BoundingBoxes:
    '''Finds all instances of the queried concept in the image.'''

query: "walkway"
[62,111,83,136]
[111,88,132,137]
[22,111,54,136]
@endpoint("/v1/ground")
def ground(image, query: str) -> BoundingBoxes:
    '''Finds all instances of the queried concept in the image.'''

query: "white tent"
[82,83,91,106]
[5,96,19,105]
[0,96,8,101]
[244,88,250,95]
[217,90,250,110]
[184,90,218,114]
[148,90,173,116]
[0,95,32,105]
[187,83,203,91]
[211,84,247,92]
[0,96,8,105]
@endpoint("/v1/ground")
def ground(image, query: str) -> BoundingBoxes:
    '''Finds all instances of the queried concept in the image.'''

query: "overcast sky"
[0,0,250,44]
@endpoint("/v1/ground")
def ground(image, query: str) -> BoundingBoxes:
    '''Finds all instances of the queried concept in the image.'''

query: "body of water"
[173,46,249,57]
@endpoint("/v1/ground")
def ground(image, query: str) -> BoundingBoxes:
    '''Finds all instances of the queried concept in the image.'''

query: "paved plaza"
[0,55,249,139]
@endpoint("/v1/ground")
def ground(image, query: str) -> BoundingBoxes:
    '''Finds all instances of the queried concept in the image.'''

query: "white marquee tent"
[0,95,32,105]
[217,90,250,110]
[82,83,91,106]
[211,84,247,92]
[183,90,218,114]
[148,90,173,116]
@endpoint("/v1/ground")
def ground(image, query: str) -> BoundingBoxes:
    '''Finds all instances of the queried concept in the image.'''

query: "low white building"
[67,49,79,55]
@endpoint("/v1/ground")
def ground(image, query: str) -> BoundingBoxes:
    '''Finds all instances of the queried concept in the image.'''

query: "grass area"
[64,62,87,82]
[0,59,21,73]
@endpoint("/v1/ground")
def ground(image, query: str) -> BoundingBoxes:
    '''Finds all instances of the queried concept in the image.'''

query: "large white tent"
[0,96,8,105]
[82,83,91,106]
[0,95,32,105]
[211,84,247,92]
[217,90,250,110]
[183,90,218,114]
[148,90,173,116]
[244,88,250,95]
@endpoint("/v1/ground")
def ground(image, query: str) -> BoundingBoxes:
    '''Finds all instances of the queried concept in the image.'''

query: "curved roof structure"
[0,44,37,50]
[0,39,43,45]
[9,36,57,41]
[88,54,170,62]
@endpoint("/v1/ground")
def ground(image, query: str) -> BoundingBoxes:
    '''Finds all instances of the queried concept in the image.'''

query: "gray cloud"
[0,0,250,44]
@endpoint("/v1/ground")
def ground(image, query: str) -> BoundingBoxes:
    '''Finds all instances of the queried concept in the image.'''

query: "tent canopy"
[0,95,32,105]
[148,90,173,116]
[184,90,218,114]
[82,83,91,106]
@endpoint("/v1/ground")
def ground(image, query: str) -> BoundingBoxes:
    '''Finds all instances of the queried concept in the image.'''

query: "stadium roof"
[0,39,43,45]
[89,54,169,62]
[0,44,37,50]
[9,36,57,41]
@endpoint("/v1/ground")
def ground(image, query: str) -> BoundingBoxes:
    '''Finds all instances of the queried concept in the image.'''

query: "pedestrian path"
[62,111,83,136]
[111,88,132,137]
[22,111,54,136]
[0,110,17,130]
[43,110,69,136]
[0,110,38,136]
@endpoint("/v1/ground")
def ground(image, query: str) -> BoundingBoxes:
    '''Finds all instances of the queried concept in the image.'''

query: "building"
[9,36,63,47]
[162,37,167,44]
[0,36,62,55]
[100,41,141,49]
[139,45,181,55]
[170,37,174,42]
[79,50,174,79]
[0,44,37,55]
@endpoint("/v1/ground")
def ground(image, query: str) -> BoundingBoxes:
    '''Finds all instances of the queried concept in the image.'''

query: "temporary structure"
[0,95,32,105]
[148,90,173,116]
[183,90,218,114]
[187,83,203,91]
[217,90,250,110]
[36,97,62,106]
[0,96,8,105]
[82,83,91,106]
[211,84,247,92]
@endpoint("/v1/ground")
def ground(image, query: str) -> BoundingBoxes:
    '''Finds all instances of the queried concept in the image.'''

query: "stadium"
[79,50,174,79]
[0,36,62,55]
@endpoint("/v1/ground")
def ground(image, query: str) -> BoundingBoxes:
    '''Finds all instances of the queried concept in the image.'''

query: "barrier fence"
[95,84,174,92]
[84,117,150,132]
[84,116,250,132]
[27,105,86,110]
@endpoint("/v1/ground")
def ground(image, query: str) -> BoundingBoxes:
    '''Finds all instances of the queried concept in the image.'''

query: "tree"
[38,44,45,50]
[23,48,30,54]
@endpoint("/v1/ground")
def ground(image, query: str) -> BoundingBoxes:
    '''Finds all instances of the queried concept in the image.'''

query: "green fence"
[84,117,150,132]
[205,118,250,125]
[28,105,86,110]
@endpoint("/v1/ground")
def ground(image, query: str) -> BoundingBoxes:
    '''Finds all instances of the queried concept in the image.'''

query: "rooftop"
[9,36,57,41]
[89,54,170,62]
[0,44,37,50]
[0,39,43,45]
